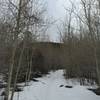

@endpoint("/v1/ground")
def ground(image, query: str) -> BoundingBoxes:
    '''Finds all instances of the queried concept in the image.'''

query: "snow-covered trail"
[12,70,100,100]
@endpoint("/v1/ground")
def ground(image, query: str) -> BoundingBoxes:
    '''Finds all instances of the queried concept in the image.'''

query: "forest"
[0,0,100,100]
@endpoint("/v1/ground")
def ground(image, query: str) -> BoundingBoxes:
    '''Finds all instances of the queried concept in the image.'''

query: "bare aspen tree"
[57,1,77,78]
[5,0,23,100]
[95,0,100,86]
[10,1,32,98]
[58,6,74,43]
[2,0,48,100]
[81,0,100,86]
[57,0,100,83]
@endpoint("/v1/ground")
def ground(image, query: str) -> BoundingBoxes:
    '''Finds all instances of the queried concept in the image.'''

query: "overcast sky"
[45,0,80,42]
